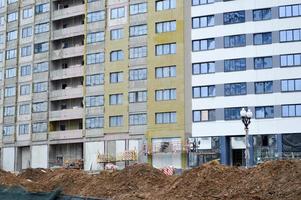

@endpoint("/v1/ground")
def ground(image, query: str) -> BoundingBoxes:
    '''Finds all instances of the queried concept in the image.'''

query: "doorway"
[232,149,245,167]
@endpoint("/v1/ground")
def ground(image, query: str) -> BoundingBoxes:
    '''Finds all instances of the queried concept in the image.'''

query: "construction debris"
[0,160,300,200]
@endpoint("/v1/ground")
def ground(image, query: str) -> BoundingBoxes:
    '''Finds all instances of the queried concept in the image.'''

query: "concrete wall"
[3,147,15,171]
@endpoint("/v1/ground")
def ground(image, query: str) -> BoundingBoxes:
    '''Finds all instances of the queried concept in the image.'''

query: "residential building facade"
[190,0,301,167]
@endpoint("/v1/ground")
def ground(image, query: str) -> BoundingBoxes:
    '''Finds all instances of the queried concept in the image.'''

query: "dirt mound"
[0,160,300,200]
[18,168,50,182]
[160,160,301,200]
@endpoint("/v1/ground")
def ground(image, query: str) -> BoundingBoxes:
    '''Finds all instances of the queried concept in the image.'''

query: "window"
[32,102,47,113]
[110,50,124,61]
[6,49,17,60]
[86,95,104,107]
[156,0,176,11]
[7,12,18,22]
[192,39,215,51]
[34,42,49,53]
[156,112,176,124]
[21,45,32,57]
[4,106,15,116]
[0,0,3,8]
[19,124,29,135]
[192,0,214,6]
[224,11,245,24]
[156,88,176,101]
[130,3,147,15]
[87,11,105,23]
[280,29,301,43]
[0,16,4,26]
[109,116,123,127]
[7,0,17,4]
[5,68,16,79]
[279,4,301,18]
[22,26,32,38]
[35,23,49,34]
[23,7,33,19]
[129,91,147,103]
[0,52,3,62]
[255,81,273,94]
[111,7,125,19]
[32,122,47,133]
[192,85,216,98]
[4,86,16,97]
[130,46,147,58]
[193,110,215,122]
[0,34,4,44]
[255,106,274,119]
[20,65,31,76]
[224,82,247,96]
[129,113,147,125]
[280,54,301,67]
[3,125,14,136]
[156,20,176,33]
[34,62,48,73]
[155,65,176,78]
[282,104,301,117]
[87,52,104,64]
[130,24,147,37]
[254,32,272,45]
[35,3,49,14]
[156,43,176,55]
[20,84,30,96]
[110,72,123,83]
[33,82,47,93]
[7,30,17,41]
[224,107,243,120]
[87,32,104,43]
[281,79,301,92]
[192,15,214,28]
[86,117,104,129]
[110,28,123,40]
[19,104,30,115]
[110,94,123,105]
[86,74,104,86]
[224,34,246,48]
[254,57,273,69]
[253,8,271,21]
[224,58,246,72]
[129,68,147,81]
[192,62,215,75]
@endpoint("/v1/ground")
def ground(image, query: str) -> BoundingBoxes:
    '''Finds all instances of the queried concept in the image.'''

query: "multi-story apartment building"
[190,0,301,167]
[0,0,300,172]
[0,0,191,171]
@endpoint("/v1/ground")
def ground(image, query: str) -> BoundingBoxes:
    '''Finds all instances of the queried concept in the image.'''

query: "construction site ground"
[0,160,300,200]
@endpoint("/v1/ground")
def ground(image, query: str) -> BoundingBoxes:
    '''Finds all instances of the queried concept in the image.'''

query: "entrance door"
[232,149,245,167]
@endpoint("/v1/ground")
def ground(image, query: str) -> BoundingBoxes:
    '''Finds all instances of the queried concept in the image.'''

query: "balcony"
[49,107,83,121]
[52,25,84,40]
[51,46,84,60]
[51,65,83,81]
[50,86,83,101]
[52,4,85,21]
[49,129,83,140]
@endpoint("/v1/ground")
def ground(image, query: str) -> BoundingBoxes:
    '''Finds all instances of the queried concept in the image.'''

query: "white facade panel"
[84,142,104,171]
[3,147,15,171]
[31,145,48,168]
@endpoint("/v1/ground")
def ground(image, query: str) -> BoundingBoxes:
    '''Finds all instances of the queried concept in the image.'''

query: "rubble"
[0,160,300,200]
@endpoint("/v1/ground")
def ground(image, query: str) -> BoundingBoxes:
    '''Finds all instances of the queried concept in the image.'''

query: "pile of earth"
[0,160,300,200]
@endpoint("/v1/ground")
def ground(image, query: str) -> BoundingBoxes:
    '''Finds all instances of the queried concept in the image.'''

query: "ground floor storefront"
[187,133,301,168]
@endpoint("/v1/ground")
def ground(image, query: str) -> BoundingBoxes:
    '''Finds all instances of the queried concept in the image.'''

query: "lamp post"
[240,108,253,168]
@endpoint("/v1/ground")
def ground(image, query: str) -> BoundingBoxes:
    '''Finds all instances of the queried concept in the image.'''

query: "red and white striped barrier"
[160,166,175,176]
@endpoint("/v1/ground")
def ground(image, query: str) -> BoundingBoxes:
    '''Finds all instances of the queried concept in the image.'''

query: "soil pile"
[160,160,301,200]
[0,160,300,200]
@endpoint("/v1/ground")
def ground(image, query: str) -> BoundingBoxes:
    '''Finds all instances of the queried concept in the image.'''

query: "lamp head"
[240,108,247,117]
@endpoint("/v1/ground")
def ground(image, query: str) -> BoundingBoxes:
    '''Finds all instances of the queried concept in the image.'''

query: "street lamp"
[240,108,253,168]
